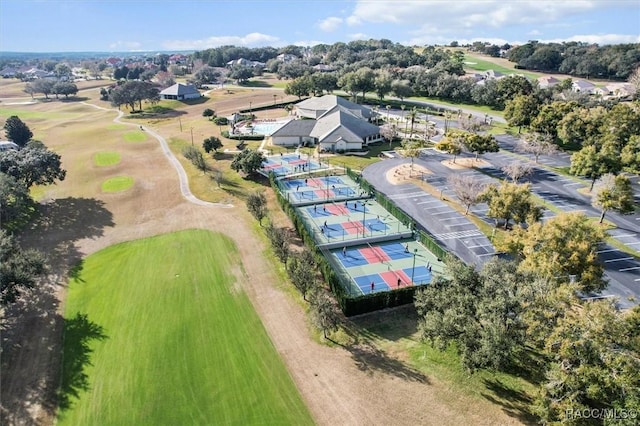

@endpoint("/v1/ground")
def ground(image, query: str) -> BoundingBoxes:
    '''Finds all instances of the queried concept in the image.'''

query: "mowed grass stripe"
[59,230,313,426]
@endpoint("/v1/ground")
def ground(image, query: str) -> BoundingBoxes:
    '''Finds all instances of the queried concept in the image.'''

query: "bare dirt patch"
[441,157,491,170]
[387,163,432,185]
[1,88,524,426]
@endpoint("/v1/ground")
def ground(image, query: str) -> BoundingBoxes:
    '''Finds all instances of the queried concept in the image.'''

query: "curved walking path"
[81,102,233,208]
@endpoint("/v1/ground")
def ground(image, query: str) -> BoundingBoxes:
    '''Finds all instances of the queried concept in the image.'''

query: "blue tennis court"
[404,266,432,284]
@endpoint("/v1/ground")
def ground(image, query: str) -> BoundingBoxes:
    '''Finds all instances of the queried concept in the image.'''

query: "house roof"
[537,75,560,86]
[295,95,373,120]
[270,120,316,137]
[572,80,595,89]
[311,110,379,141]
[272,108,380,143]
[160,83,200,96]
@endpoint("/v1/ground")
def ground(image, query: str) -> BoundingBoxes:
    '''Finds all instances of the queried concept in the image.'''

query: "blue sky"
[1,0,639,52]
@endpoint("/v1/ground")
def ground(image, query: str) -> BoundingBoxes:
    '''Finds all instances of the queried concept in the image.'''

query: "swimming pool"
[239,120,289,135]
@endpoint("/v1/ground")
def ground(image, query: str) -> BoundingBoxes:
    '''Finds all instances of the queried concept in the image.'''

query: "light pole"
[361,201,368,238]
[411,248,418,284]
[190,127,194,146]
[249,101,252,118]
[386,105,390,123]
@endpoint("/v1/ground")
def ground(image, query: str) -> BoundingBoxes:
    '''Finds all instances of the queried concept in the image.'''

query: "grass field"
[58,230,313,426]
[123,130,148,142]
[93,151,121,166]
[101,175,134,192]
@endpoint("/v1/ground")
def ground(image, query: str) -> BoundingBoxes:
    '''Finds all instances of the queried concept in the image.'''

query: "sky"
[1,0,639,52]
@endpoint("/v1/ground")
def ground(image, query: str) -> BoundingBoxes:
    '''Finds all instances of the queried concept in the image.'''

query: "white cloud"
[317,17,343,32]
[109,40,142,50]
[541,33,640,45]
[162,33,281,50]
[348,32,369,40]
[292,39,329,47]
[528,29,542,36]
[348,0,620,27]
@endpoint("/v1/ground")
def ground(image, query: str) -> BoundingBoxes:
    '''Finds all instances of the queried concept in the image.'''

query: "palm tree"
[408,107,418,137]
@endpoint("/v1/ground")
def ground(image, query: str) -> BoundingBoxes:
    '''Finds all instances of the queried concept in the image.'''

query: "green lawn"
[463,54,541,80]
[101,175,134,192]
[122,130,148,142]
[93,151,121,166]
[58,230,313,426]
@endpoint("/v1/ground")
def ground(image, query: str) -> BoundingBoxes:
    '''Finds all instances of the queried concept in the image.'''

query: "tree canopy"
[3,116,33,147]
[230,149,265,176]
[500,212,607,293]
[0,140,66,187]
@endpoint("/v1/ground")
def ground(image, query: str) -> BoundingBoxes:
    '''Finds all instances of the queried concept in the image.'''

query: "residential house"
[604,82,636,98]
[276,53,298,63]
[537,75,560,88]
[226,58,266,69]
[572,80,596,93]
[159,83,201,100]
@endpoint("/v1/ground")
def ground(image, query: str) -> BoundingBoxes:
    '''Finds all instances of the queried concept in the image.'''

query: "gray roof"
[311,110,379,142]
[160,83,200,96]
[296,95,372,119]
[270,120,316,137]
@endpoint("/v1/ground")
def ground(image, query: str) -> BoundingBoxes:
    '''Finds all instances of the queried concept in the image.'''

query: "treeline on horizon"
[192,39,640,80]
[2,39,639,81]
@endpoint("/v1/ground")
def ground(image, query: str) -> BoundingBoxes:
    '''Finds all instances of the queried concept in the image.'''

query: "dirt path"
[1,96,523,425]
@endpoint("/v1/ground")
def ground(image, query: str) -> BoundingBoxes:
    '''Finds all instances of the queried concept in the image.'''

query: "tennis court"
[330,240,440,295]
[260,154,327,177]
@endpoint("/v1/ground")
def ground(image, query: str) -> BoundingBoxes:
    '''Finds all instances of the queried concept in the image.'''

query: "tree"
[31,78,55,99]
[436,133,463,164]
[592,173,635,224]
[570,144,621,191]
[3,116,33,147]
[309,290,340,339]
[0,229,47,305]
[246,191,267,225]
[530,101,579,142]
[415,258,530,371]
[192,65,221,87]
[264,222,290,264]
[500,212,606,293]
[535,302,640,424]
[54,63,72,80]
[287,249,317,300]
[504,94,541,133]
[518,133,558,164]
[501,161,533,183]
[374,70,393,100]
[481,182,543,229]
[202,136,222,154]
[202,108,215,119]
[109,80,160,112]
[230,149,265,177]
[379,124,398,147]
[447,174,485,215]
[0,141,66,187]
[621,135,640,174]
[284,76,312,99]
[462,133,499,161]
[52,81,78,98]
[181,146,209,175]
[390,80,413,102]
[0,173,32,227]
[228,65,254,84]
